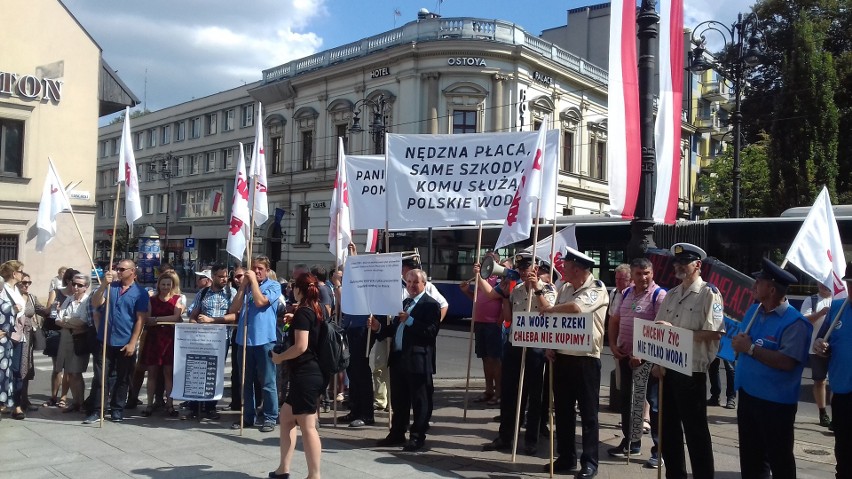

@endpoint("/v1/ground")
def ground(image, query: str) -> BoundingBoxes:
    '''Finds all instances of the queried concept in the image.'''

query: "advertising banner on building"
[341,252,403,316]
[510,312,594,353]
[172,323,228,401]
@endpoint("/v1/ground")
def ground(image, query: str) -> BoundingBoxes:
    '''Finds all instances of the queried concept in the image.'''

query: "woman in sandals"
[141,271,184,417]
[1,260,27,419]
[16,272,50,413]
[45,268,78,408]
[55,273,92,413]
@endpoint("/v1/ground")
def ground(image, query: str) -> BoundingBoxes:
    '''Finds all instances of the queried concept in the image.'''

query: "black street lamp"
[627,0,659,260]
[688,12,763,218]
[349,94,390,154]
[149,153,174,264]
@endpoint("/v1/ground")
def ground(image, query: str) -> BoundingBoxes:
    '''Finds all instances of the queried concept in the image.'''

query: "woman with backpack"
[269,272,324,479]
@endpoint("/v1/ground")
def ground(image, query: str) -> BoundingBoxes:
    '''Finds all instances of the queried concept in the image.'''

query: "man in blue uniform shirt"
[732,258,812,479]
[815,261,852,479]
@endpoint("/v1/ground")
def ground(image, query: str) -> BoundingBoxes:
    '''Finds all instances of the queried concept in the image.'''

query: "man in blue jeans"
[228,256,280,432]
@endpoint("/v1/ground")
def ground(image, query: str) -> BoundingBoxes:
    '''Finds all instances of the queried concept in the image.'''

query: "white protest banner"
[172,323,228,401]
[341,252,403,316]
[386,131,560,229]
[632,321,694,376]
[346,155,386,229]
[510,312,594,353]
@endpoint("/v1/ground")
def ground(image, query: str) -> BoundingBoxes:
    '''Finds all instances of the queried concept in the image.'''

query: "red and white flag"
[653,0,684,224]
[226,143,251,261]
[495,125,546,249]
[118,107,143,228]
[210,190,223,214]
[607,0,641,219]
[786,186,848,298]
[329,137,353,264]
[523,224,577,279]
[36,158,72,252]
[365,228,379,253]
[249,102,269,226]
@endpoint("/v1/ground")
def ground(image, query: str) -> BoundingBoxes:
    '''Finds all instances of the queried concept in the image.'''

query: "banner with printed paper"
[510,312,594,353]
[341,252,403,316]
[172,324,228,401]
[632,322,694,376]
[385,131,558,229]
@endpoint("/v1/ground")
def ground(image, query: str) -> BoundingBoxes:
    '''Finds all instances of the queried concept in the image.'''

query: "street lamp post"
[688,12,763,218]
[348,94,390,154]
[150,153,174,264]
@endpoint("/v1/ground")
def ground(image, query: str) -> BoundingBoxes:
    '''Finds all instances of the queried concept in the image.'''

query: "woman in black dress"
[269,272,325,479]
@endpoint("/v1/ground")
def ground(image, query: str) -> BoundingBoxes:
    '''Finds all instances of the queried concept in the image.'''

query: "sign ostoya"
[632,322,694,376]
[511,312,594,353]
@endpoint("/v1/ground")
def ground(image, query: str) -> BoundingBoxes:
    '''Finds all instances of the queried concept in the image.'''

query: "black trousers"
[737,389,798,479]
[552,355,600,470]
[389,364,431,441]
[345,326,375,421]
[833,392,852,479]
[617,358,659,451]
[85,343,136,415]
[708,357,736,400]
[498,344,545,445]
[661,371,714,479]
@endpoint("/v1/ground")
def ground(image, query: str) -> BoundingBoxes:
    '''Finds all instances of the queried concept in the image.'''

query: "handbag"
[72,330,90,356]
[43,329,60,357]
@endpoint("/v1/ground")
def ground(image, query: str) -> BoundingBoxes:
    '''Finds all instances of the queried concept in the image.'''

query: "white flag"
[495,125,547,250]
[118,107,143,228]
[329,137,353,264]
[226,144,251,261]
[35,158,72,252]
[249,102,269,226]
[786,186,847,298]
[523,225,577,261]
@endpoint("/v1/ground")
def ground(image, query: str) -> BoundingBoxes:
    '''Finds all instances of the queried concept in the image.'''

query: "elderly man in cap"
[733,258,812,479]
[652,243,723,479]
[483,253,555,456]
[815,261,852,479]
[541,247,608,478]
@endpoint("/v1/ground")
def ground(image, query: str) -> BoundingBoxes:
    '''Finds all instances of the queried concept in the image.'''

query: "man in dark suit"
[369,268,441,452]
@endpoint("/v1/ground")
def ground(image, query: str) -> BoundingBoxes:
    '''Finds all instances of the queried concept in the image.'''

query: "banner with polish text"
[510,312,594,353]
[172,324,228,401]
[632,321,694,376]
[385,131,559,229]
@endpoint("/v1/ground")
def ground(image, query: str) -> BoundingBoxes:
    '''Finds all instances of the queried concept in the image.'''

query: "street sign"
[184,238,196,249]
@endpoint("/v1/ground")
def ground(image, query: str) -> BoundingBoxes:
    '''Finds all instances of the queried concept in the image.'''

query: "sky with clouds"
[61,0,755,116]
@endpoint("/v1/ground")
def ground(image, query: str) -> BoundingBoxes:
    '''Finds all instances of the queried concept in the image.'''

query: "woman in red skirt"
[141,271,184,417]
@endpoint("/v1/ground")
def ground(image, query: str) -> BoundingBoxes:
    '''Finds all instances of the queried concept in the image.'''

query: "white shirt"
[800,294,833,354]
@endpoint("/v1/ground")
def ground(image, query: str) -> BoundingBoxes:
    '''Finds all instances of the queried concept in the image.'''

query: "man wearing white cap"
[542,246,609,478]
[653,243,724,479]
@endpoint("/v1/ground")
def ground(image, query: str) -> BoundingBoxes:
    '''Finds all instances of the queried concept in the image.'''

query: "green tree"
[108,108,151,125]
[768,11,839,213]
[700,135,772,218]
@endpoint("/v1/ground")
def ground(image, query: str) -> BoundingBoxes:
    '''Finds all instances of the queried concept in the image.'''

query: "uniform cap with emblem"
[563,246,595,269]
[670,243,706,264]
[751,257,797,287]
[514,252,535,270]
[843,261,852,281]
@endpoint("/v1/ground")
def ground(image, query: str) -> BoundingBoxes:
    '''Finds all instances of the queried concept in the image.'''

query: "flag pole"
[384,220,393,432]
[99,181,123,427]
[656,374,665,479]
[548,363,555,478]
[239,175,257,436]
[462,221,484,421]
[48,157,102,285]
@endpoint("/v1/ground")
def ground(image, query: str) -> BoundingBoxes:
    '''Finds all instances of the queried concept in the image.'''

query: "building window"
[159,193,168,214]
[301,130,313,170]
[112,138,120,155]
[179,188,225,219]
[243,143,253,162]
[336,124,348,154]
[590,139,607,180]
[241,104,254,128]
[205,151,217,172]
[175,121,186,142]
[147,129,157,148]
[0,234,19,264]
[134,131,144,150]
[161,125,171,145]
[452,110,477,134]
[562,131,574,173]
[175,156,185,177]
[206,113,217,135]
[99,141,108,158]
[270,136,283,174]
[189,117,201,139]
[0,119,24,177]
[189,155,200,175]
[223,109,235,131]
[222,148,234,170]
[145,195,155,215]
[299,205,310,244]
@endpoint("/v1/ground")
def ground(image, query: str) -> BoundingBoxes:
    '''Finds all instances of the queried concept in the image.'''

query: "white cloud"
[62,0,326,113]
[684,0,757,48]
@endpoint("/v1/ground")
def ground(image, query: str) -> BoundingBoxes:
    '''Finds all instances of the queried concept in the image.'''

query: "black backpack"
[315,315,350,378]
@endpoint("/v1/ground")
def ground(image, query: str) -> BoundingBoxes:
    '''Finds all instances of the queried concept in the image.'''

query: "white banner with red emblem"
[385,131,558,229]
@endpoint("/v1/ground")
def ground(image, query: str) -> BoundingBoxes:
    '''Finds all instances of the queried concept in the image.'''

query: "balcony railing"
[262,17,609,86]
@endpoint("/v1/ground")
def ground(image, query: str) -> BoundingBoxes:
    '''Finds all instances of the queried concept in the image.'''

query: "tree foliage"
[108,108,151,125]
[698,134,773,218]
